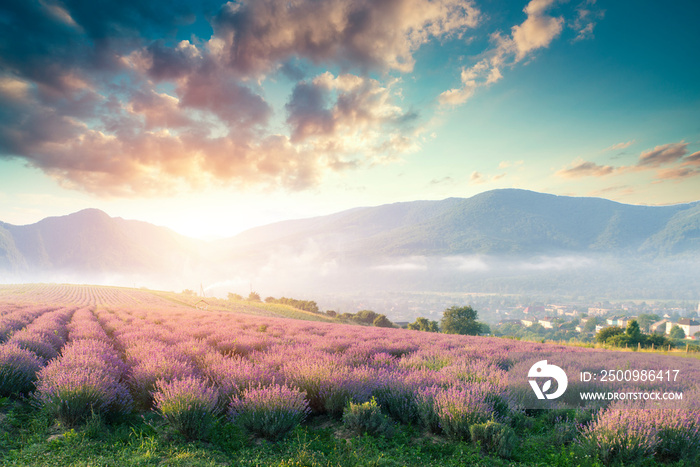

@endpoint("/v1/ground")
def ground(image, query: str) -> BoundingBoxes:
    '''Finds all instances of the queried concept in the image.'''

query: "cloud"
[555,141,700,185]
[285,72,420,161]
[1,0,464,197]
[571,0,605,42]
[469,171,484,184]
[555,160,616,178]
[439,0,564,106]
[637,141,688,167]
[683,151,700,165]
[213,0,480,77]
[604,140,634,152]
[429,176,455,185]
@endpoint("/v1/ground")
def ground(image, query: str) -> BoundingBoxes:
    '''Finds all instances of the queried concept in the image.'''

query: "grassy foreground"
[1,398,691,467]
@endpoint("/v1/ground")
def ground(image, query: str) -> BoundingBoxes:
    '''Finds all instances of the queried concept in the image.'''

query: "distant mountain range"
[1,189,699,298]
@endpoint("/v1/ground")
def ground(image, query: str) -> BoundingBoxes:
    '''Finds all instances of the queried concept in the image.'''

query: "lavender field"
[1,284,699,466]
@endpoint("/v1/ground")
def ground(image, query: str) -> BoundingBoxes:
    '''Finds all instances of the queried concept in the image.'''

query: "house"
[649,319,669,334]
[677,318,700,338]
[195,299,209,310]
[606,316,621,326]
[521,319,535,327]
[617,317,638,328]
[539,317,555,329]
[595,325,605,332]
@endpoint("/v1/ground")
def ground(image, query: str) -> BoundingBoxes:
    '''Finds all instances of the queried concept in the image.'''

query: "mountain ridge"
[1,189,699,297]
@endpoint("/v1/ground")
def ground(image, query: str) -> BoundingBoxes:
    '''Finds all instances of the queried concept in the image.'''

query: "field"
[1,284,699,466]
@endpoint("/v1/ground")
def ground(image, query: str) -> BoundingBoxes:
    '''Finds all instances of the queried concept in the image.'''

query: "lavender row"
[35,307,133,425]
[0,305,59,342]
[0,306,75,396]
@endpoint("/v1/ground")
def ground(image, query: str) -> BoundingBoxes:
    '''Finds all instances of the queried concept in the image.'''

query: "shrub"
[432,385,494,440]
[652,409,700,463]
[153,377,219,440]
[230,384,310,441]
[36,367,132,426]
[342,397,394,437]
[469,420,518,458]
[0,343,43,396]
[372,379,420,425]
[416,385,442,433]
[577,407,659,464]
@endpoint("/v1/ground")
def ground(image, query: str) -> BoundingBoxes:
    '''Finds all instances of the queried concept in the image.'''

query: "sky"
[1,0,699,239]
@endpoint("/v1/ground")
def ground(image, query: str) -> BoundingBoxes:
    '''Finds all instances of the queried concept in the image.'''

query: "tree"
[248,291,261,302]
[373,314,394,328]
[355,310,380,325]
[326,310,337,318]
[440,305,484,336]
[227,292,242,301]
[583,317,598,333]
[669,325,686,339]
[407,317,439,332]
[596,326,623,344]
[637,314,660,332]
[625,320,643,345]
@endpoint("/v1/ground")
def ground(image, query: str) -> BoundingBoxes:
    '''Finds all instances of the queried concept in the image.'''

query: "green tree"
[625,320,643,345]
[669,325,686,339]
[407,317,439,332]
[596,326,623,344]
[326,310,337,318]
[583,317,598,333]
[227,292,242,301]
[355,310,380,325]
[440,305,484,336]
[372,315,394,328]
[247,291,261,302]
[637,314,660,332]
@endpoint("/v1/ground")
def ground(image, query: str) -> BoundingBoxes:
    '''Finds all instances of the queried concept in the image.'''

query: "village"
[491,301,700,342]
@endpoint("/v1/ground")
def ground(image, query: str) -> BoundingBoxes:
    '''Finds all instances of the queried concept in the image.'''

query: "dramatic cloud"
[212,0,480,76]
[286,72,419,160]
[555,160,616,178]
[0,0,478,196]
[440,0,563,106]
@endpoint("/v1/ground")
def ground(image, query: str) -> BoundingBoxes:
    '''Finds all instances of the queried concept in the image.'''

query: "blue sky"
[1,0,699,238]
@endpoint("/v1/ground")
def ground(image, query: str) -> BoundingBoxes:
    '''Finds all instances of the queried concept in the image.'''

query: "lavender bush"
[432,384,496,440]
[0,343,43,396]
[153,376,219,440]
[342,397,394,437]
[229,384,310,441]
[469,420,518,459]
[36,366,132,426]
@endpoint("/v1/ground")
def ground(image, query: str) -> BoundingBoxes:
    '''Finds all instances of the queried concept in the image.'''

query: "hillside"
[218,189,700,258]
[0,190,698,298]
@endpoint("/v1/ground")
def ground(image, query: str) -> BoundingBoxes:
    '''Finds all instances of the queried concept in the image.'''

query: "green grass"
[1,399,693,467]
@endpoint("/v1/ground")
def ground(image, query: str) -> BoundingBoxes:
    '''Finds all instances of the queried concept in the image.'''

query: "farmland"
[1,284,699,466]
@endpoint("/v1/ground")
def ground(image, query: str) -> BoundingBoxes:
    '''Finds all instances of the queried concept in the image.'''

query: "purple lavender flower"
[229,384,310,441]
[153,376,219,440]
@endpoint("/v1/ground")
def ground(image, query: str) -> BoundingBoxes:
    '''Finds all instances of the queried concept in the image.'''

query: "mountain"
[1,190,699,298]
[218,189,700,259]
[0,209,203,280]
